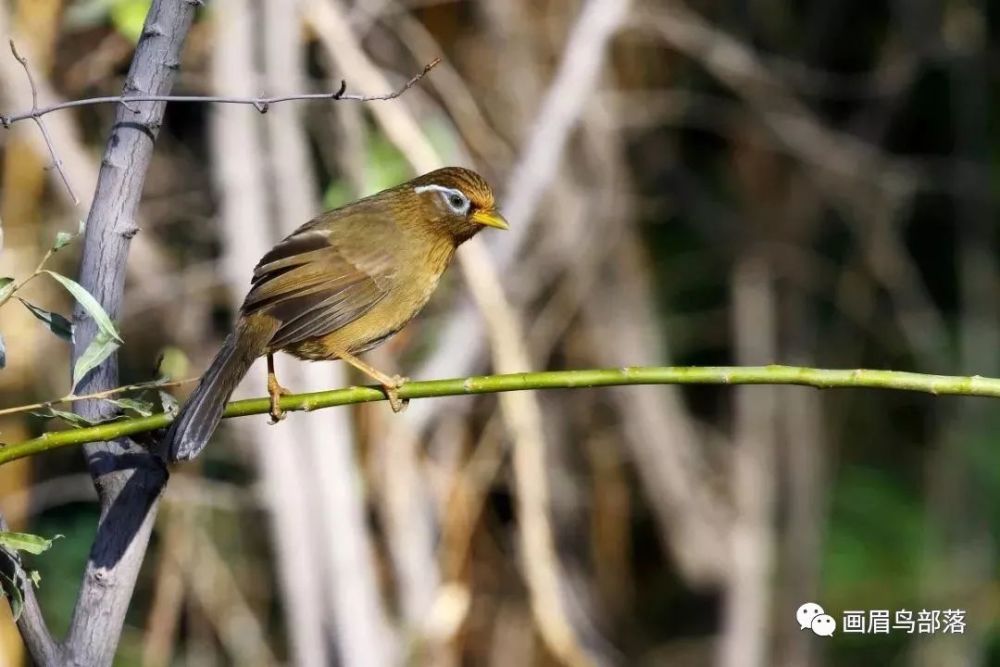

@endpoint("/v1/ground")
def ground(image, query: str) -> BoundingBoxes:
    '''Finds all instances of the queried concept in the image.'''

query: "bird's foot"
[268,379,291,425]
[384,375,410,413]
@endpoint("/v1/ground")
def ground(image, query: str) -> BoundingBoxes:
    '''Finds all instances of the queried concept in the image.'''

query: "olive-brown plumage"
[166,167,507,461]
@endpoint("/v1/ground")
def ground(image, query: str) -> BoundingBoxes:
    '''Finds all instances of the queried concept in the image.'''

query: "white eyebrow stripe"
[413,184,460,196]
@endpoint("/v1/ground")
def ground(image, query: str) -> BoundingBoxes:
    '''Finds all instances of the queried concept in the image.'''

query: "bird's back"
[250,200,457,360]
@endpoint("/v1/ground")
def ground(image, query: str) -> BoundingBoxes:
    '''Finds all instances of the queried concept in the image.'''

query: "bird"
[164,167,508,462]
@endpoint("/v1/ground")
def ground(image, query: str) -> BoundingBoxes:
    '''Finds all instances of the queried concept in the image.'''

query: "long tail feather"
[165,321,273,461]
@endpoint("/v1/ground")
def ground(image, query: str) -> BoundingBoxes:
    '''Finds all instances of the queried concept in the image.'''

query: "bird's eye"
[443,190,469,214]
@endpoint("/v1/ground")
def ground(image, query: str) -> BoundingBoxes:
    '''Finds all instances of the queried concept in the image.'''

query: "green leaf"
[43,271,123,343]
[28,570,40,589]
[72,329,121,390]
[107,397,154,417]
[1,572,23,621]
[18,299,74,341]
[53,232,74,251]
[53,219,86,251]
[0,277,14,302]
[0,531,59,555]
[30,407,100,428]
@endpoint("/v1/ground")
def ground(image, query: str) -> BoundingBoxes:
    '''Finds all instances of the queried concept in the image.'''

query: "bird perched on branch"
[165,167,508,461]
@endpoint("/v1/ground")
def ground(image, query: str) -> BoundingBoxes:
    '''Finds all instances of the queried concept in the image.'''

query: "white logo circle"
[810,614,836,637]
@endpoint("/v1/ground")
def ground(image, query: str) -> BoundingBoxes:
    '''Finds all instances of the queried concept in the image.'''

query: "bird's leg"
[337,350,409,413]
[267,353,290,424]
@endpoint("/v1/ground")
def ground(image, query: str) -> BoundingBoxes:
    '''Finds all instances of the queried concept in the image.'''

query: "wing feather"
[242,207,400,349]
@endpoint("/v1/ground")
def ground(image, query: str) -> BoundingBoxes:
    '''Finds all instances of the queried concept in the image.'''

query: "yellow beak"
[472,209,509,230]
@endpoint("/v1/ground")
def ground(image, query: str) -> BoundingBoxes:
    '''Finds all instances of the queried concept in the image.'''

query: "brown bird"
[165,167,507,461]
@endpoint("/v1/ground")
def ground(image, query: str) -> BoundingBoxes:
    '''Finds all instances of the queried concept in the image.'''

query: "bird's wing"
[243,207,399,349]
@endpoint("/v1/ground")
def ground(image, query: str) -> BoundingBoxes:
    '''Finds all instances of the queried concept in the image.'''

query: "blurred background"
[0,0,998,665]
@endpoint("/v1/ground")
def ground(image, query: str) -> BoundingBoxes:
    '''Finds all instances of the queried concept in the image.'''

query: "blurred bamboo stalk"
[0,2,64,666]
[915,6,998,663]
[262,2,397,664]
[142,511,185,667]
[209,2,331,664]
[409,0,633,408]
[462,240,609,666]
[582,235,731,585]
[718,253,778,667]
[305,0,445,631]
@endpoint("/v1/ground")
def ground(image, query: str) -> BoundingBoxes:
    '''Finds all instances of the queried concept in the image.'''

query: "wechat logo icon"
[797,602,836,637]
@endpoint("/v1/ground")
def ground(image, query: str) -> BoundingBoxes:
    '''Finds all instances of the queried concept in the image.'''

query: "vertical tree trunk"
[65,3,197,664]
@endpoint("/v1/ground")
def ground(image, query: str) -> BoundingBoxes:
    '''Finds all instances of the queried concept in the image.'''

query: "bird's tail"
[165,319,274,461]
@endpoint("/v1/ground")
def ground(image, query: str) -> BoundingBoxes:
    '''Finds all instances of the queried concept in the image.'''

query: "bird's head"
[409,167,508,244]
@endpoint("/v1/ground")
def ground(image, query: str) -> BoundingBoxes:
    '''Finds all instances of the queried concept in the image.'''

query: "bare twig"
[6,40,79,205]
[0,58,440,126]
[0,241,56,310]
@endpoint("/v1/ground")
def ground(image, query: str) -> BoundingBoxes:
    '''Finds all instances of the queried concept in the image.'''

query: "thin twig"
[0,58,440,126]
[0,240,64,310]
[1,365,999,466]
[7,40,79,205]
[0,376,196,417]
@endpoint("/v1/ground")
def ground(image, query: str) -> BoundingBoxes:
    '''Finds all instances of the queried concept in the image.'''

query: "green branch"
[3,365,999,466]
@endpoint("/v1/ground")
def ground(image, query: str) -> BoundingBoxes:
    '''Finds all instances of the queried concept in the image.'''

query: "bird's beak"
[472,209,509,230]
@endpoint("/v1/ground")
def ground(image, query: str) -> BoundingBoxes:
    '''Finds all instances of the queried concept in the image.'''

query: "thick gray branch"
[60,1,197,665]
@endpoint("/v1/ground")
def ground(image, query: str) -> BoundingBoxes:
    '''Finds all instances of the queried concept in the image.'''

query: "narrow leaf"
[1,572,23,621]
[30,408,99,428]
[0,531,58,555]
[43,270,123,343]
[18,299,74,341]
[28,570,40,589]
[52,219,85,251]
[107,397,155,417]
[0,277,14,302]
[72,329,120,390]
[53,232,74,251]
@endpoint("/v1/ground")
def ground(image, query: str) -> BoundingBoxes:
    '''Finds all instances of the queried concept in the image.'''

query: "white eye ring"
[414,184,470,215]
[443,191,469,214]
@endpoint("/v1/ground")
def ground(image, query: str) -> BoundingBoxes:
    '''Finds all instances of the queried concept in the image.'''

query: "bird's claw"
[268,382,290,425]
[385,375,409,413]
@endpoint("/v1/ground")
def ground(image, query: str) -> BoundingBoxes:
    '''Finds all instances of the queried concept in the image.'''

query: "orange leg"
[267,353,290,424]
[337,350,409,413]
